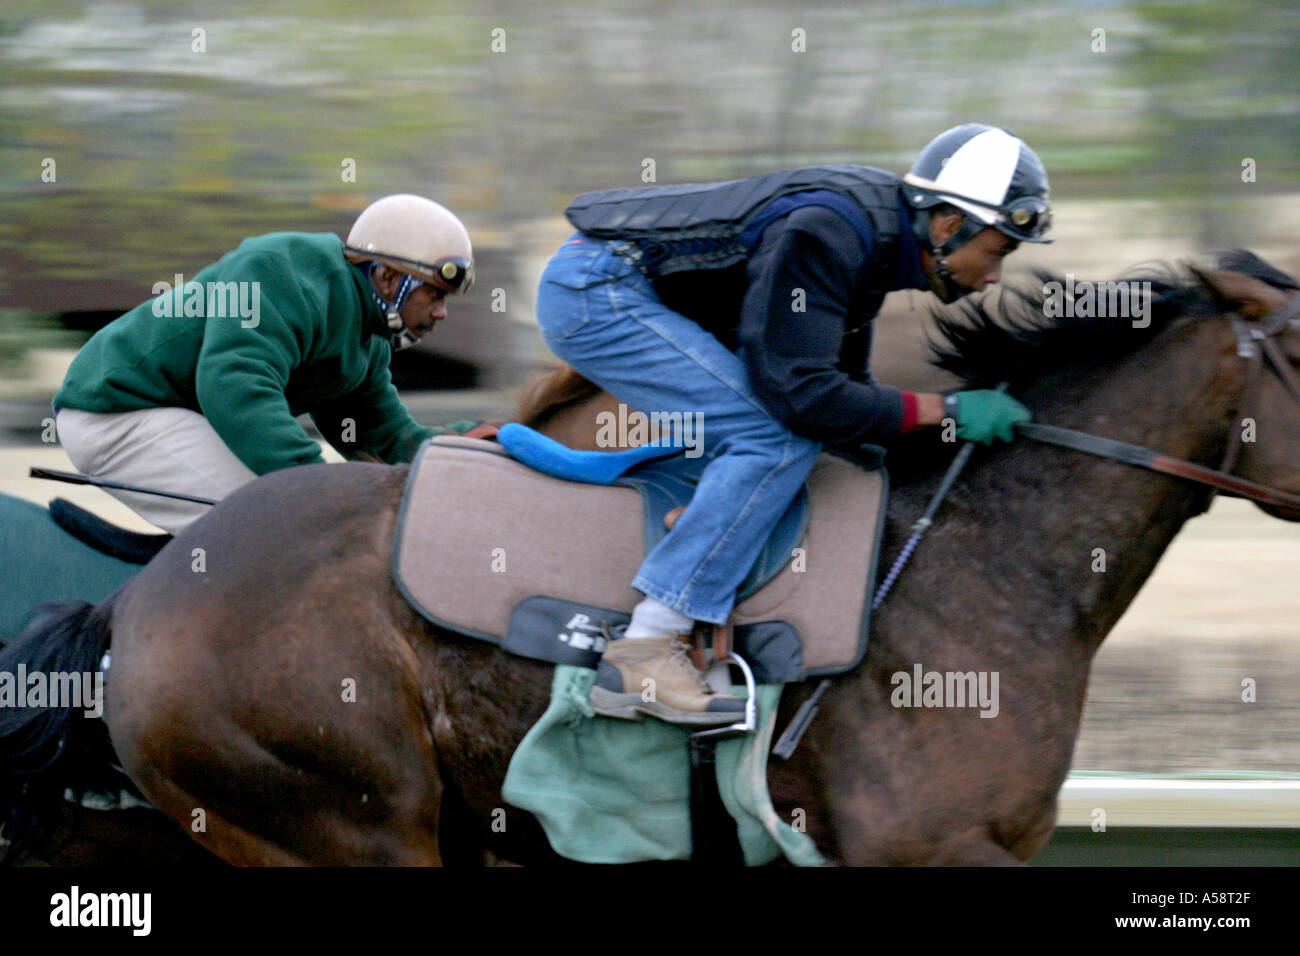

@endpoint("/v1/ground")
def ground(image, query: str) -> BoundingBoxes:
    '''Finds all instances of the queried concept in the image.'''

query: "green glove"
[947,391,1031,445]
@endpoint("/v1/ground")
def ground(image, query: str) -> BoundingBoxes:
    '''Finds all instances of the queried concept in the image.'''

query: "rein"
[1015,423,1300,512]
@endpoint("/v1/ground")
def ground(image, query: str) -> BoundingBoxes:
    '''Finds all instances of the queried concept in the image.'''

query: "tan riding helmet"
[343,194,475,295]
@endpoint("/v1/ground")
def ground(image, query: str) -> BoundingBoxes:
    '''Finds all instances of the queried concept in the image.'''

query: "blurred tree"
[1129,0,1300,245]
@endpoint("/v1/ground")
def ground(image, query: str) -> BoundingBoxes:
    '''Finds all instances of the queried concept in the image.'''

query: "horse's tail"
[0,598,116,863]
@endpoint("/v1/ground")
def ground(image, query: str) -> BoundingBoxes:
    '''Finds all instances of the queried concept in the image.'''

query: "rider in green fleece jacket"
[53,194,479,533]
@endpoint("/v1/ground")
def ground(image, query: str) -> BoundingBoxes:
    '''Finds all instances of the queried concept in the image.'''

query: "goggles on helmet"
[999,195,1052,242]
[429,256,474,294]
[904,173,1053,245]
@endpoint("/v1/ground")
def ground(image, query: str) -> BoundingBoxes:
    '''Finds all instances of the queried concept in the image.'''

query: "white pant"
[56,407,258,534]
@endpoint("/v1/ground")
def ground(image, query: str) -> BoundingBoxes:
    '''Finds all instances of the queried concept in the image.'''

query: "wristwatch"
[942,392,961,423]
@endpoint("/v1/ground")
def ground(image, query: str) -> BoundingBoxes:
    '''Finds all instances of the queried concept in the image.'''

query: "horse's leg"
[925,830,1027,866]
[786,680,1060,867]
[111,650,448,865]
[1002,809,1058,861]
[818,794,1031,866]
[108,592,449,866]
[30,806,222,867]
[135,767,443,866]
[133,777,318,866]
[105,464,451,866]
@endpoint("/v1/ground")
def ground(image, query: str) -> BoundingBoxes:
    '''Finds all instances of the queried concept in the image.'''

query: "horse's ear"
[1189,264,1294,319]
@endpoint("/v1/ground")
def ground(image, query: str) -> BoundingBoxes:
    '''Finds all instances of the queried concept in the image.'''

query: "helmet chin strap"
[366,263,426,350]
[930,254,973,304]
[389,327,422,351]
[913,210,978,303]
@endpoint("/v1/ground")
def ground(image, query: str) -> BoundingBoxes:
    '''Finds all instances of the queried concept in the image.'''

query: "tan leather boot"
[589,634,746,726]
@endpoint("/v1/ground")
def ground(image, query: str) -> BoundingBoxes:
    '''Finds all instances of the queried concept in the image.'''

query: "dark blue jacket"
[652,201,929,444]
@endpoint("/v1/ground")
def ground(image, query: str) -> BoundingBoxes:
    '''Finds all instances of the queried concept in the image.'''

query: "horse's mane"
[928,266,1201,389]
[928,249,1299,388]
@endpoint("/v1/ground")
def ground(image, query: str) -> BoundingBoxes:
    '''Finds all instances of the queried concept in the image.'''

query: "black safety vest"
[564,164,907,290]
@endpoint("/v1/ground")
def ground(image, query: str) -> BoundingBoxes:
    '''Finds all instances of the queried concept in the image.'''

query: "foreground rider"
[536,123,1051,724]
[53,194,477,534]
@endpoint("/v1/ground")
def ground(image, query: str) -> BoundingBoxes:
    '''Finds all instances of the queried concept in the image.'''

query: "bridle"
[1015,292,1300,515]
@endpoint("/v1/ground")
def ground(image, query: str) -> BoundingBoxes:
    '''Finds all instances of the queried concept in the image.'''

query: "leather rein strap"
[1014,422,1300,511]
[1014,295,1300,513]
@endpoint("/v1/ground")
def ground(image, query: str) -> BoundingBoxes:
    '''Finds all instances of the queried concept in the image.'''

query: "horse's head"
[1194,257,1300,521]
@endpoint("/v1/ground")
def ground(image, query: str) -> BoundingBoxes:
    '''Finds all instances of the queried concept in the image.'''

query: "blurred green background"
[2,0,1297,391]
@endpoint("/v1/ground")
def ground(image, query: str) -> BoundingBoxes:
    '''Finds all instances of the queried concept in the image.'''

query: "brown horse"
[4,254,1299,865]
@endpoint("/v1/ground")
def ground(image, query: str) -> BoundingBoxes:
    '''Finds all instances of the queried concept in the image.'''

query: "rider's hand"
[945,391,1032,445]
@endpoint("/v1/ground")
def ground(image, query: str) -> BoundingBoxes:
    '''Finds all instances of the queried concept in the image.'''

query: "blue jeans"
[535,234,821,625]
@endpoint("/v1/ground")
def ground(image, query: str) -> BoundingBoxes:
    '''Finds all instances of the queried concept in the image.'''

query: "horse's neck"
[963,317,1240,657]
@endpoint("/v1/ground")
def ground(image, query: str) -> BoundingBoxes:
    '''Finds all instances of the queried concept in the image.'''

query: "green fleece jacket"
[54,232,453,475]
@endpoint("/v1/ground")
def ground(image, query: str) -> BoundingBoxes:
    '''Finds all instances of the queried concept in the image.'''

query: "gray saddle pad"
[392,436,887,680]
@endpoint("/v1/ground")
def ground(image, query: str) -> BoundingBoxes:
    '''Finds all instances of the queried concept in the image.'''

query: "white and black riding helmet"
[904,124,1053,258]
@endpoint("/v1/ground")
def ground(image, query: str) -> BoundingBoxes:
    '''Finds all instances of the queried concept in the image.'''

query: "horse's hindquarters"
[105,463,450,864]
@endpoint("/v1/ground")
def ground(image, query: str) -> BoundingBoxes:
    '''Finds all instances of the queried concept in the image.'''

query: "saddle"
[392,429,888,683]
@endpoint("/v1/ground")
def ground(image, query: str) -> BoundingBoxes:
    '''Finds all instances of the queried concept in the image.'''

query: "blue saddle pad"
[497,423,808,599]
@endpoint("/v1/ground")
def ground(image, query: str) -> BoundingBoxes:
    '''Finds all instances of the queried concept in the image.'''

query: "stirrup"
[691,651,757,741]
